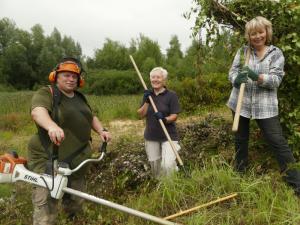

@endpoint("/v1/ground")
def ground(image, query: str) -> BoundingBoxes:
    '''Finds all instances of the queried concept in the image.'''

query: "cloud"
[1,0,196,57]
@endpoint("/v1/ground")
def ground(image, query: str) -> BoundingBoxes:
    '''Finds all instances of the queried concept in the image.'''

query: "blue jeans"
[234,115,300,194]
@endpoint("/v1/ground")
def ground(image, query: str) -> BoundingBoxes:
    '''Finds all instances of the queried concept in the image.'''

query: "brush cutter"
[0,143,179,225]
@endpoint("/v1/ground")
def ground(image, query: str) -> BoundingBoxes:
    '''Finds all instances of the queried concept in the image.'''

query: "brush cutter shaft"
[63,187,178,225]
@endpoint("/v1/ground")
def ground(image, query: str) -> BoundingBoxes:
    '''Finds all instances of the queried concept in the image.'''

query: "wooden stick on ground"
[164,193,238,220]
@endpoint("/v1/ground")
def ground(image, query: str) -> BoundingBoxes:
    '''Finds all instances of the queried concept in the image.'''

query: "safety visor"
[57,61,81,75]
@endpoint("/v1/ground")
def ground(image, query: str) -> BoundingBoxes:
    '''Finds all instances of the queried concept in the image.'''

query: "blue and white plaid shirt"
[227,45,285,119]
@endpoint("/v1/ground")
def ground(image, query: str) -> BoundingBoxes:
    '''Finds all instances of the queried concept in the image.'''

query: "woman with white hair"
[227,16,300,196]
[138,67,181,178]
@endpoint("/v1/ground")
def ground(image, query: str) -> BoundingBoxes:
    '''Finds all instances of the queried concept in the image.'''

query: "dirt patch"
[107,119,145,140]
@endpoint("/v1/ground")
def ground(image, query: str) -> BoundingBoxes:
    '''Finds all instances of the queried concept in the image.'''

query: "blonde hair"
[245,16,273,45]
[150,67,168,79]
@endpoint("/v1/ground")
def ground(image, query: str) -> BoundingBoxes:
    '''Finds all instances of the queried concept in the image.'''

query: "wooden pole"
[129,55,184,166]
[164,193,238,220]
[232,48,251,132]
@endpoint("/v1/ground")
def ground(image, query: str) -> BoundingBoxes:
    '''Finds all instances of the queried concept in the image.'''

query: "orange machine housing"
[0,153,27,174]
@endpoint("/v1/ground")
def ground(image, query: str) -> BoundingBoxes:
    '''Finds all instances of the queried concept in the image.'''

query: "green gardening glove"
[233,70,248,88]
[242,66,259,81]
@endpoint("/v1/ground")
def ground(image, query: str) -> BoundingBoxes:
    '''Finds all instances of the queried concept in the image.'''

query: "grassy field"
[0,91,300,225]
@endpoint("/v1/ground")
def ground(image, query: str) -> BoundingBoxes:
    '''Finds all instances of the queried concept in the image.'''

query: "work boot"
[282,168,300,197]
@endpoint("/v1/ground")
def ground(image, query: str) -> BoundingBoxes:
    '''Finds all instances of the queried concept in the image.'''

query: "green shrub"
[169,73,231,112]
[83,69,149,95]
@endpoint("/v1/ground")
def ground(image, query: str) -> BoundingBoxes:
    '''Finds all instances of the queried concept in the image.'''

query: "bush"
[83,69,149,95]
[169,73,231,112]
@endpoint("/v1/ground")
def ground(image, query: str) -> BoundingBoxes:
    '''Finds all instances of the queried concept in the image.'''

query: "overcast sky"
[1,0,196,57]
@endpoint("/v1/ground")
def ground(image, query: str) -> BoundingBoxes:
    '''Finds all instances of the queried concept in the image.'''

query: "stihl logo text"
[24,175,38,183]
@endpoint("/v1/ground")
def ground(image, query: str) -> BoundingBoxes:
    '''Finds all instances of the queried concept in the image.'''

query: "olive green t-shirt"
[28,86,93,174]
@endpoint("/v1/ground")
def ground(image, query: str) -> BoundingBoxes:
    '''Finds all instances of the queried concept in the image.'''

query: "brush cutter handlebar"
[58,141,107,175]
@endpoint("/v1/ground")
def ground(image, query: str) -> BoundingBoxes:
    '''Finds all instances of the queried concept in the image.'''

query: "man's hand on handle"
[48,124,65,146]
[99,129,111,142]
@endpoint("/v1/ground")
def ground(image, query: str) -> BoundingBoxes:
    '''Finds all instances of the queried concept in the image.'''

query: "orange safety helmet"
[49,57,85,87]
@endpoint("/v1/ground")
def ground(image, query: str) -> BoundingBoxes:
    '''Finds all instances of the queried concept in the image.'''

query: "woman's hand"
[234,71,248,88]
[142,89,152,104]
[154,111,167,123]
[242,66,259,81]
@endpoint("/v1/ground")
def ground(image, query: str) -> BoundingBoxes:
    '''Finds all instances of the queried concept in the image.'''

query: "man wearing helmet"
[28,57,111,224]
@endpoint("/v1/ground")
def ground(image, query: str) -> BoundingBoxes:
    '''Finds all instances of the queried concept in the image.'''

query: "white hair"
[149,67,168,79]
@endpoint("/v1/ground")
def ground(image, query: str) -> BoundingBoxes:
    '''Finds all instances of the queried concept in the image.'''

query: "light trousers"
[145,140,180,177]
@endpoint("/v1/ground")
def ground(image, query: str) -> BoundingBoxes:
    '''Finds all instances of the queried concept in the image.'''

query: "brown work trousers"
[32,177,85,225]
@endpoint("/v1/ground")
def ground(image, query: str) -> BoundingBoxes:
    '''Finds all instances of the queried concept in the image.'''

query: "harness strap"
[51,85,60,160]
[38,85,91,165]
[37,85,61,158]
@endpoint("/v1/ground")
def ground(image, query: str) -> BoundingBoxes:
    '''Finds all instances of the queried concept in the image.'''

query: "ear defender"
[79,77,85,87]
[48,59,85,87]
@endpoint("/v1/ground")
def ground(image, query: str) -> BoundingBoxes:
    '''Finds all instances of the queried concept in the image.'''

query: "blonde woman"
[227,16,300,196]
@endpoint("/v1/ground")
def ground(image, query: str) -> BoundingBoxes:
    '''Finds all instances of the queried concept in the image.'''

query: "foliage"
[168,39,200,79]
[131,34,164,70]
[0,18,82,89]
[87,34,165,75]
[166,35,183,67]
[0,17,203,91]
[189,0,300,153]
[199,30,241,75]
[84,69,145,96]
[169,72,231,112]
[92,39,131,70]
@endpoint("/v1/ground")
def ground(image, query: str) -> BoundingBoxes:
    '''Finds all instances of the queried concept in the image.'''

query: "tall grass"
[0,91,141,155]
[0,91,141,120]
[0,91,34,115]
[87,94,141,121]
[117,159,300,225]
